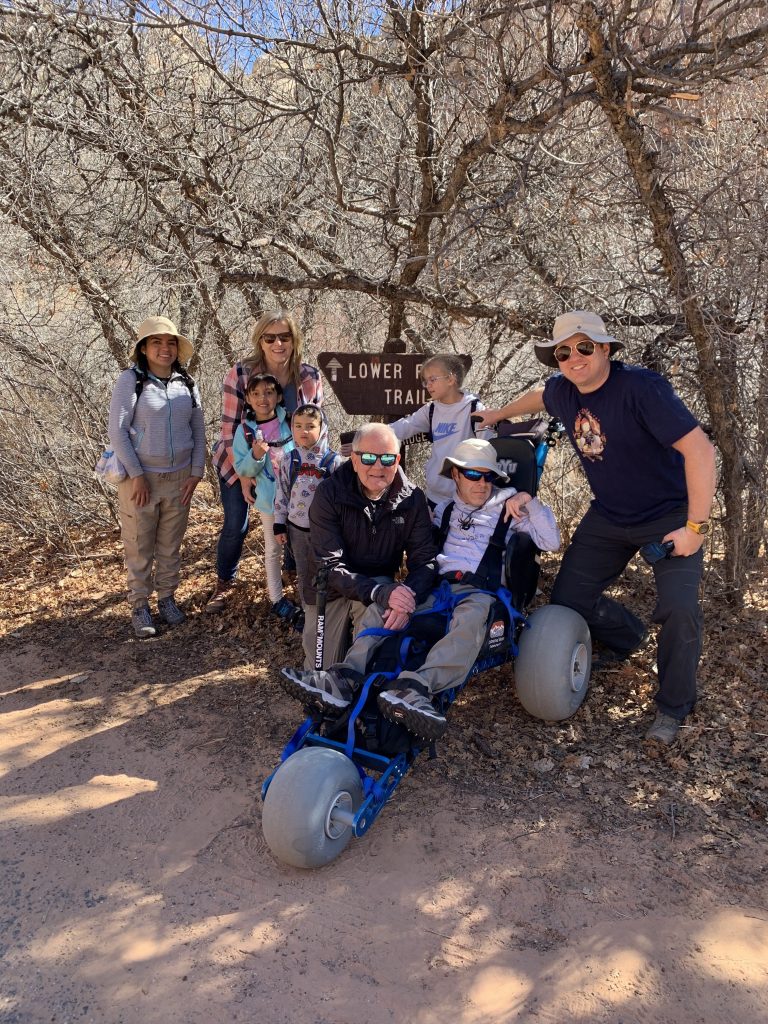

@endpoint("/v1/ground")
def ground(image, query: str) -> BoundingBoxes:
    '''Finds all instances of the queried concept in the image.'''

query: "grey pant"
[301,574,394,670]
[339,583,494,695]
[117,467,192,607]
[287,523,311,613]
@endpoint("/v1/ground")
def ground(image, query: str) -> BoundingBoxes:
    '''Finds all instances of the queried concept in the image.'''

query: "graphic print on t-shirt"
[574,409,606,460]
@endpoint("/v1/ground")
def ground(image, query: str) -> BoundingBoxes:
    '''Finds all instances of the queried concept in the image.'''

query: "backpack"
[133,367,198,407]
[427,397,479,442]
[287,447,337,490]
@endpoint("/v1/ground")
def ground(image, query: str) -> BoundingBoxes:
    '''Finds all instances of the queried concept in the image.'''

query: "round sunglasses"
[354,451,399,466]
[553,339,599,362]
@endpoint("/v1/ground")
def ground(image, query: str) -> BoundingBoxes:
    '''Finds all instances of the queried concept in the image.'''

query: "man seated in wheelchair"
[281,438,560,742]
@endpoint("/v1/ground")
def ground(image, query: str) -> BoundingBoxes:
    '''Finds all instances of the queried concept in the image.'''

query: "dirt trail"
[1,526,767,1023]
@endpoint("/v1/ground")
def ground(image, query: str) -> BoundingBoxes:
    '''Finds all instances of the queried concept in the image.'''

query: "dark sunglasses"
[553,339,598,362]
[261,332,293,344]
[355,451,399,466]
[456,466,497,482]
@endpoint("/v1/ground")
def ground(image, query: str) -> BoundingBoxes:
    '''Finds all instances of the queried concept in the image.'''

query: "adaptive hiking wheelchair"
[261,419,592,869]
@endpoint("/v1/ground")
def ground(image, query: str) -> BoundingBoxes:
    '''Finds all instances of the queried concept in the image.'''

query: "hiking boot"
[131,604,156,639]
[593,629,650,670]
[280,667,356,715]
[645,711,681,746]
[377,684,447,741]
[158,596,186,626]
[205,579,232,614]
[271,596,300,623]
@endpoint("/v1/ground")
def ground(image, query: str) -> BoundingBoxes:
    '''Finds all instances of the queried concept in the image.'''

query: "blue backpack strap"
[470,397,479,434]
[427,401,435,443]
[288,448,302,489]
[319,449,337,475]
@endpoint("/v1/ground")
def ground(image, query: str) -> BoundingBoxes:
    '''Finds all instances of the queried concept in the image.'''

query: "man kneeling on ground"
[281,438,561,741]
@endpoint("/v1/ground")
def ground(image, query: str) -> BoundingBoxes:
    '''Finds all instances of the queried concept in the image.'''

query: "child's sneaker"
[377,683,447,741]
[131,604,156,639]
[158,596,186,626]
[280,667,356,715]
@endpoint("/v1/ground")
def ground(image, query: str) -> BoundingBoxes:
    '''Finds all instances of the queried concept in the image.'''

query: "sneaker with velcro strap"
[280,667,357,715]
[377,682,447,741]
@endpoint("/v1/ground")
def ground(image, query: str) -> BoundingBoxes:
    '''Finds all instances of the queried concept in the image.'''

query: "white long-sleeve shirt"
[390,393,495,505]
[433,488,560,582]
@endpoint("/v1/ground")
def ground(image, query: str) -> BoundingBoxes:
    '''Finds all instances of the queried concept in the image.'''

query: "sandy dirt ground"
[1,519,767,1024]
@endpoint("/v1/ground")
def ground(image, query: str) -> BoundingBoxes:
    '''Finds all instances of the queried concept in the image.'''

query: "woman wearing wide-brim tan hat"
[108,315,206,638]
[206,308,324,615]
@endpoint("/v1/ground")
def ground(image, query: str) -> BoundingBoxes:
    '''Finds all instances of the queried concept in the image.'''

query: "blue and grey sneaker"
[280,667,356,715]
[158,596,186,626]
[131,604,156,639]
[377,683,447,741]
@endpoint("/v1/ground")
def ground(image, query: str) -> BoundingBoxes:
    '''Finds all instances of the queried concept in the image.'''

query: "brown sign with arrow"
[318,352,472,416]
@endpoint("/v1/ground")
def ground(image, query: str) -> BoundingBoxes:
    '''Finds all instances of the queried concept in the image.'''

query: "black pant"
[551,507,703,720]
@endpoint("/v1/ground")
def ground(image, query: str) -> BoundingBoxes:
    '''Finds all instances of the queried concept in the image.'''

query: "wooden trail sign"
[318,351,471,416]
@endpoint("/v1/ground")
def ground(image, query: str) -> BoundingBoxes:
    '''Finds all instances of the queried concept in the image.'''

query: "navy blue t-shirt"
[543,362,698,525]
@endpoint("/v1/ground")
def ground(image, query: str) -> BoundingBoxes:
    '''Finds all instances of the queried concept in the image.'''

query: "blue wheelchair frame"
[261,419,564,844]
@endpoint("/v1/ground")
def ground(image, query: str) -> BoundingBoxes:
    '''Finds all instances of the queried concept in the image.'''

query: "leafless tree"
[0,0,767,597]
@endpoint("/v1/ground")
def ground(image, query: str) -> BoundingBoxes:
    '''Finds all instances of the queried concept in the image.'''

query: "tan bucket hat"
[439,438,510,483]
[534,310,624,368]
[132,316,194,365]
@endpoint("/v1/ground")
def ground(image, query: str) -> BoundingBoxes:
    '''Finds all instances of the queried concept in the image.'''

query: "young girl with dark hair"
[231,373,297,619]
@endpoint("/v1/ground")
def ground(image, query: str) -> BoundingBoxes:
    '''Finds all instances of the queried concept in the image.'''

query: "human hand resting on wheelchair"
[504,491,533,521]
[373,582,416,631]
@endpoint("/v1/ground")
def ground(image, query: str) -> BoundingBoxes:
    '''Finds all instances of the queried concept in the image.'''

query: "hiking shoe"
[271,596,301,624]
[280,667,356,715]
[158,596,186,626]
[205,580,232,614]
[593,629,650,670]
[131,604,156,639]
[645,711,681,746]
[377,685,447,741]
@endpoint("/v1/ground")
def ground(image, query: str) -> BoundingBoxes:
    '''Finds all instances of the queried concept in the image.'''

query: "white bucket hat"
[439,438,510,483]
[534,310,624,368]
[132,316,194,365]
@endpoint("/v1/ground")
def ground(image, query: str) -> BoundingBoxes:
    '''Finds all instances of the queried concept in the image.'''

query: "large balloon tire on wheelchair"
[514,605,592,721]
[262,746,363,869]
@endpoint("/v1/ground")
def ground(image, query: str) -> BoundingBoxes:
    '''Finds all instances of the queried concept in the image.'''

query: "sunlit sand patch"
[0,773,157,826]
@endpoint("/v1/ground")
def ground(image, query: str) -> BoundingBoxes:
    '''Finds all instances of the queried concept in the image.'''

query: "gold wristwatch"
[686,519,710,536]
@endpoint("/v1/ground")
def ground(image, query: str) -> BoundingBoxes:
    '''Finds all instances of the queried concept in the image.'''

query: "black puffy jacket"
[305,460,438,605]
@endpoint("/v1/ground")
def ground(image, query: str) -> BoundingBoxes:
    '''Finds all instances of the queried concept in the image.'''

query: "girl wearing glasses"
[390,353,494,508]
[207,310,323,613]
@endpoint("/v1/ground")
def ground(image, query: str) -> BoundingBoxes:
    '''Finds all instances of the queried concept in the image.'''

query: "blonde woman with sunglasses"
[207,310,323,613]
[475,310,716,747]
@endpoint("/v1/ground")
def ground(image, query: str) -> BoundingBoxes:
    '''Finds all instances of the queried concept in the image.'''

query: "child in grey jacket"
[273,405,342,663]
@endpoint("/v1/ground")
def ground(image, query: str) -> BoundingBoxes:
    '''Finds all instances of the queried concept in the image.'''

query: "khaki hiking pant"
[117,468,192,608]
